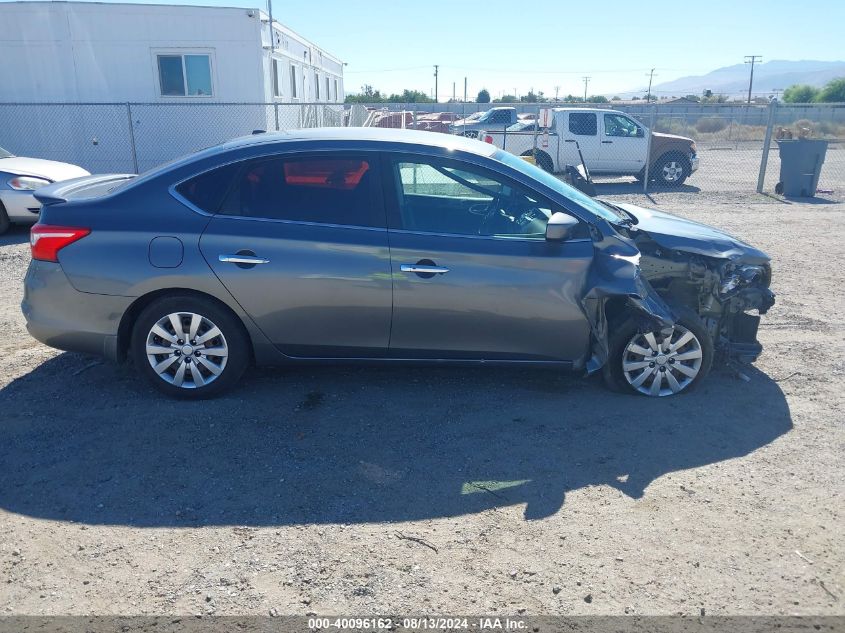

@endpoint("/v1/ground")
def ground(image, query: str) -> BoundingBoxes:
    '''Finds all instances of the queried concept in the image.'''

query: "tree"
[386,89,433,103]
[816,78,845,103]
[611,96,621,101]
[683,94,701,102]
[476,89,491,103]
[562,94,579,103]
[493,94,518,103]
[344,84,384,103]
[783,84,820,103]
[520,90,547,103]
[589,95,608,103]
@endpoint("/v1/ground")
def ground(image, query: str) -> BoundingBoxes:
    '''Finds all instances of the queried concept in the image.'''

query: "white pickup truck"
[480,108,700,187]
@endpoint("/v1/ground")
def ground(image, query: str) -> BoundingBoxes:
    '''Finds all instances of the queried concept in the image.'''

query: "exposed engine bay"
[581,201,775,373]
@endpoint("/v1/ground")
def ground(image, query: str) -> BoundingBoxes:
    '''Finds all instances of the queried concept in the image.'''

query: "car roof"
[127,127,501,188]
[210,127,498,157]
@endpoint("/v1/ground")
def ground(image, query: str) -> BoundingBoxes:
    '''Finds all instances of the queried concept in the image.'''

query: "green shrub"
[695,117,728,133]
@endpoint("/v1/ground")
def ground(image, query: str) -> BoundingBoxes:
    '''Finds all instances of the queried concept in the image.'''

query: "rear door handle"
[564,139,576,143]
[219,254,270,265]
[601,140,613,144]
[401,264,449,274]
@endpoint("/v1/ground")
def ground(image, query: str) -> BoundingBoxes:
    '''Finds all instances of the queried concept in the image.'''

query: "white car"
[0,146,89,234]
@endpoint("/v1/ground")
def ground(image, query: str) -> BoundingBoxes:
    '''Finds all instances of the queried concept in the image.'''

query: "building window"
[315,71,320,100]
[272,59,282,98]
[157,54,212,97]
[289,64,298,99]
[334,79,338,102]
[326,77,330,102]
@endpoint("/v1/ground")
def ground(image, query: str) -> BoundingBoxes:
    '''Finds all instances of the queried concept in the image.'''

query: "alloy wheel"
[145,312,228,389]
[621,325,703,396]
[661,161,683,183]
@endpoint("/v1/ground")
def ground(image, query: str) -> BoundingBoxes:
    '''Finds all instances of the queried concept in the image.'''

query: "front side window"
[569,112,597,136]
[218,155,381,227]
[393,159,553,239]
[604,113,642,137]
[157,54,212,96]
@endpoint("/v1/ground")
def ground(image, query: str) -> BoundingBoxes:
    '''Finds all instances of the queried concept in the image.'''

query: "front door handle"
[601,140,614,144]
[401,264,449,275]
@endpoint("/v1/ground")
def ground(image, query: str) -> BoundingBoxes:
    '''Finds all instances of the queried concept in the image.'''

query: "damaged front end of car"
[582,202,775,376]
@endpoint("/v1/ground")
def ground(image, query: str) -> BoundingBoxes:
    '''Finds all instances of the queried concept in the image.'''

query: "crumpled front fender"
[580,233,676,374]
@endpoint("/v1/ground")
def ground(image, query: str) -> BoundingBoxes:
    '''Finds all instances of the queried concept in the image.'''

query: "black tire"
[0,202,10,236]
[603,308,713,397]
[521,149,554,173]
[131,294,250,399]
[650,153,690,187]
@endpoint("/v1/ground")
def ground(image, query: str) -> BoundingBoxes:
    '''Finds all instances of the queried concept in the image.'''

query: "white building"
[0,1,345,103]
[0,1,348,172]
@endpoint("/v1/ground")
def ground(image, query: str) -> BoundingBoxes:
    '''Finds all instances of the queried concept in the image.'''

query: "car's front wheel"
[604,313,713,396]
[131,295,249,398]
[652,154,690,187]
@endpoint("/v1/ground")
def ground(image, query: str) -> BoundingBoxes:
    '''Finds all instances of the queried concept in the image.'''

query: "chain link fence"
[0,101,842,200]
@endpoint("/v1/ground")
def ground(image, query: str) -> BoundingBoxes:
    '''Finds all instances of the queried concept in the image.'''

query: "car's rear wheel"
[131,295,249,398]
[604,313,713,397]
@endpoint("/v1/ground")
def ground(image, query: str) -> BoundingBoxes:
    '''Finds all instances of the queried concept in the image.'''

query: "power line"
[745,56,762,104]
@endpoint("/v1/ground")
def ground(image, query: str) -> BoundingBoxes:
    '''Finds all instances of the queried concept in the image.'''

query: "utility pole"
[745,56,762,104]
[433,64,439,103]
[267,0,275,53]
[554,85,560,101]
[582,76,591,102]
[464,77,467,102]
[452,81,456,102]
[645,68,656,103]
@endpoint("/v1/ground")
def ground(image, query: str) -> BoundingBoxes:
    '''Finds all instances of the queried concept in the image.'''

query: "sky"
[6,0,844,98]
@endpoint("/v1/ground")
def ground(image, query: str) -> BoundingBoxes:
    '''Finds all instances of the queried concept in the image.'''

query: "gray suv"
[23,129,774,398]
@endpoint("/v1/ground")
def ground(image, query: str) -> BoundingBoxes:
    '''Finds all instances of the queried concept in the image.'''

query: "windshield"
[493,150,625,223]
[0,146,13,159]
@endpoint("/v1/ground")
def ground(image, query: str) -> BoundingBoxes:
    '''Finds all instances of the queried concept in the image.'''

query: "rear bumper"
[0,190,41,222]
[21,260,133,361]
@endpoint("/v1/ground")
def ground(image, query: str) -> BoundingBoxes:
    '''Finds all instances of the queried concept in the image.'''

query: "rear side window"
[218,156,382,227]
[175,162,240,213]
[569,112,597,136]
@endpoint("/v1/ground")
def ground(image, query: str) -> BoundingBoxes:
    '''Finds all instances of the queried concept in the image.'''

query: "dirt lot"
[0,184,843,617]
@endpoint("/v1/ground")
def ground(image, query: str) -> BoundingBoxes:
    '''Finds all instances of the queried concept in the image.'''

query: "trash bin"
[775,139,829,197]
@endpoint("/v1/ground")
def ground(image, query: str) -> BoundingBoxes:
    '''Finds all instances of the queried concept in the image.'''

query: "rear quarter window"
[175,162,241,213]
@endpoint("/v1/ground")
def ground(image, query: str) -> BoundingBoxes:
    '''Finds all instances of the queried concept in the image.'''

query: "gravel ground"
[0,184,843,617]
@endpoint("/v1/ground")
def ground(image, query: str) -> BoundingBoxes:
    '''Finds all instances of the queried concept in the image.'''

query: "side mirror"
[636,128,645,137]
[546,212,579,241]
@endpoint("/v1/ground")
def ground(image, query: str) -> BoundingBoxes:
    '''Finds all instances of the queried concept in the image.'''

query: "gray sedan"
[23,129,774,398]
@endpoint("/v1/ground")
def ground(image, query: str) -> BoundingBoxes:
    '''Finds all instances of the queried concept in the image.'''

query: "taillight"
[30,224,90,262]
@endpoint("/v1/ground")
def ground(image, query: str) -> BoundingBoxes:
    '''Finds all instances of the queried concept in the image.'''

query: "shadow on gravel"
[593,182,702,196]
[0,353,791,524]
[0,225,30,246]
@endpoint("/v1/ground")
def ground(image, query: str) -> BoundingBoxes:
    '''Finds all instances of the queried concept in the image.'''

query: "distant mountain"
[621,60,845,99]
